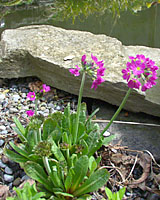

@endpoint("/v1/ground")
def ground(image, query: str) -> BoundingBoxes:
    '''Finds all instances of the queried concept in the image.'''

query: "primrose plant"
[4,54,159,200]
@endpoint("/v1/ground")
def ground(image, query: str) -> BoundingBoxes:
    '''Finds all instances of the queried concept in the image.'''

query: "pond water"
[0,3,160,48]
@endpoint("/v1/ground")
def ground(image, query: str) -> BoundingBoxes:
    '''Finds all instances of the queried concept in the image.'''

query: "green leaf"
[50,129,62,143]
[80,139,88,155]
[13,116,25,135]
[87,131,102,157]
[12,126,27,142]
[62,132,69,144]
[70,155,89,192]
[55,192,74,198]
[50,166,64,189]
[88,156,97,175]
[85,108,99,125]
[102,135,115,146]
[9,142,29,159]
[24,161,53,192]
[116,187,126,200]
[4,148,28,163]
[79,102,87,124]
[105,187,113,200]
[73,169,110,197]
[51,140,65,162]
[64,167,74,191]
[26,129,35,151]
[43,118,57,140]
[77,122,85,141]
[77,194,92,200]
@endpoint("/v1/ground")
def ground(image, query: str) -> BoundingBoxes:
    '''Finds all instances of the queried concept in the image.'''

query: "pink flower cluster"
[122,54,159,91]
[69,54,106,90]
[26,84,50,117]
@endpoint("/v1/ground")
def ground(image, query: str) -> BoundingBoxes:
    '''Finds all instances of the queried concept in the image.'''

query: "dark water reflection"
[0,4,159,48]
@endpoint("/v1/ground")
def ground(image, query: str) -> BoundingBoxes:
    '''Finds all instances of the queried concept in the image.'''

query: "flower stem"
[34,130,38,145]
[73,72,86,144]
[35,98,38,115]
[100,88,132,136]
[43,156,51,175]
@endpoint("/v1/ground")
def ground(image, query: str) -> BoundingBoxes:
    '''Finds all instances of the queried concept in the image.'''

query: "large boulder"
[0,25,160,116]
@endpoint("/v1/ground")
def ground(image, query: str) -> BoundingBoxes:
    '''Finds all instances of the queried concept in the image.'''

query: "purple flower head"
[91,76,105,90]
[27,92,36,101]
[40,84,50,93]
[128,78,141,89]
[26,110,34,117]
[69,65,80,76]
[122,68,131,81]
[91,54,98,63]
[97,67,106,76]
[81,54,86,65]
[122,54,159,92]
[132,62,145,76]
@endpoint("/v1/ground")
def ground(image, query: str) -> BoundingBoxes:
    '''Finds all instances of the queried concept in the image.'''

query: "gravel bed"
[0,76,78,189]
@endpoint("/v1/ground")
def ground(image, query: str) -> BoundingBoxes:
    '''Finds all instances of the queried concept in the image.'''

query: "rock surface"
[0,25,160,116]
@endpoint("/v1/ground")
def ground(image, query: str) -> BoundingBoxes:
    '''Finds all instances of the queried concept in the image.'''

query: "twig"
[143,150,160,168]
[93,119,160,127]
[120,154,138,184]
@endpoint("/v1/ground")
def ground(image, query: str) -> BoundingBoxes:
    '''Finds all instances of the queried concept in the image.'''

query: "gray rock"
[56,105,61,111]
[0,139,5,147]
[12,94,20,102]
[0,94,5,100]
[1,130,8,134]
[5,166,13,174]
[13,177,21,186]
[21,175,30,182]
[9,107,18,113]
[0,125,6,131]
[21,93,26,98]
[0,25,160,116]
[0,160,7,168]
[48,103,54,108]
[4,174,14,182]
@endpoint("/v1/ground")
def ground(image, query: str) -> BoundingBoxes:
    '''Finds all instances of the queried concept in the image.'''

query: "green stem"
[34,130,38,145]
[73,72,86,144]
[35,98,38,115]
[100,88,132,136]
[43,156,51,175]
[37,127,42,142]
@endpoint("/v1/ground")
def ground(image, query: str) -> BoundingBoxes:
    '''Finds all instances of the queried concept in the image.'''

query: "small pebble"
[0,125,6,131]
[0,160,7,168]
[1,155,9,164]
[103,131,110,137]
[12,94,20,102]
[13,177,21,186]
[21,175,30,182]
[0,93,5,100]
[9,107,19,113]
[1,130,8,134]
[5,166,13,174]
[56,105,61,111]
[0,139,5,147]
[4,174,14,182]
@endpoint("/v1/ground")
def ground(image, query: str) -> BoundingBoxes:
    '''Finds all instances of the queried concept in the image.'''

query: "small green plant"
[6,182,46,200]
[4,53,159,199]
[103,187,126,200]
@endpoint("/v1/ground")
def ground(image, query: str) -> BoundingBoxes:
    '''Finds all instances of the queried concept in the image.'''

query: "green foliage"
[102,187,126,200]
[52,0,155,23]
[23,155,109,199]
[5,102,110,199]
[0,0,157,24]
[6,182,45,200]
